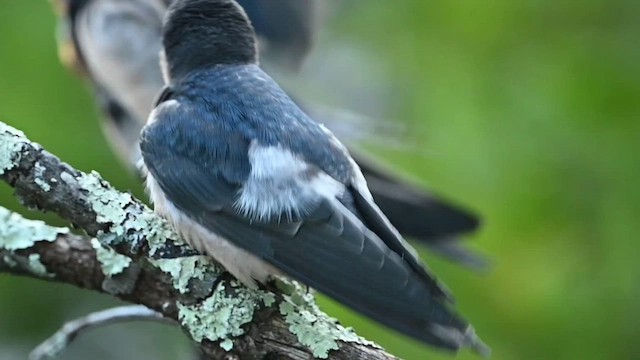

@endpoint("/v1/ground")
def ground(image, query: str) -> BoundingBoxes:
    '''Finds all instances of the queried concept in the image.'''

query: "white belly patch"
[145,173,279,288]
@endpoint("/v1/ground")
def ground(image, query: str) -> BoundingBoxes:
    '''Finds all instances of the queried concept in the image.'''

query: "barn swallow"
[139,0,488,353]
[51,0,486,267]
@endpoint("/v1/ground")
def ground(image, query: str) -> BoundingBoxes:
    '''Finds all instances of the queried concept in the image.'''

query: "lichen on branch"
[0,120,396,360]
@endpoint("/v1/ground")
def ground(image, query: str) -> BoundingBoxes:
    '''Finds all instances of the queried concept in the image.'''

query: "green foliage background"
[0,1,638,359]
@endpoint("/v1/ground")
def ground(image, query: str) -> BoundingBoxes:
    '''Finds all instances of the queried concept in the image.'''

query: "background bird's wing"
[351,150,489,269]
[93,86,145,166]
[353,150,480,237]
[238,0,317,71]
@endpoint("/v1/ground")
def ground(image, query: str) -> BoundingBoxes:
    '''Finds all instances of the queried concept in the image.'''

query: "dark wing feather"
[349,186,454,301]
[353,151,480,238]
[141,107,251,212]
[351,151,489,269]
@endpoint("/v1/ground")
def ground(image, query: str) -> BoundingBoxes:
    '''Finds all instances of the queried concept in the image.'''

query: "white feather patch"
[235,142,345,221]
[145,172,279,288]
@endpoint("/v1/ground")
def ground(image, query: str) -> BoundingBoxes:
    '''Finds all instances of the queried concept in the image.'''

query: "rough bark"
[0,122,397,360]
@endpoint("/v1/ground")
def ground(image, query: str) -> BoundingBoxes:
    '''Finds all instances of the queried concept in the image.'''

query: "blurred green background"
[1,0,639,359]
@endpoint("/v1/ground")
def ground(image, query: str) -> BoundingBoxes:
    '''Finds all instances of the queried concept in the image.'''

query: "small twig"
[29,305,173,360]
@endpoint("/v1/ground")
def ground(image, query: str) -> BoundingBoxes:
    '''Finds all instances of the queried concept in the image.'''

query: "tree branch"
[0,121,397,359]
[29,305,172,360]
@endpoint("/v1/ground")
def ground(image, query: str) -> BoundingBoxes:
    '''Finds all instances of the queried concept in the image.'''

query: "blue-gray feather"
[160,65,354,183]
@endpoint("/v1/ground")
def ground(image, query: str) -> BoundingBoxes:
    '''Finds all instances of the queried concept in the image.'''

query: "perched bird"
[51,0,486,267]
[140,0,488,353]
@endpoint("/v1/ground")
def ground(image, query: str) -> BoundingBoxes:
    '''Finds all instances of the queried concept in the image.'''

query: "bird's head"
[163,0,258,82]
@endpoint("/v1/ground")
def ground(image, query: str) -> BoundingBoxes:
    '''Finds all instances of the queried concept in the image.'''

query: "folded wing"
[140,98,478,350]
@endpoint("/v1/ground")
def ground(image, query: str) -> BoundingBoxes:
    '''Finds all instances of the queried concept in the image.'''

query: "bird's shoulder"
[140,87,252,189]
[146,65,356,185]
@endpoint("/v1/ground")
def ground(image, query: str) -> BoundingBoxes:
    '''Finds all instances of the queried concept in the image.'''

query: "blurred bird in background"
[50,0,487,268]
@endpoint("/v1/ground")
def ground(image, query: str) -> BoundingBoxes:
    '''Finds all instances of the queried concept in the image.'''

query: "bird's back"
[142,60,488,352]
[173,64,355,182]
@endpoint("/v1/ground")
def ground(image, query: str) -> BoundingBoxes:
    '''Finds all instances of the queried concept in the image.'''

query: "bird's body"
[140,0,488,352]
[141,63,465,349]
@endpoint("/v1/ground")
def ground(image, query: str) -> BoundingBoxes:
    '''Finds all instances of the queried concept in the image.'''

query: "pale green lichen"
[62,171,132,237]
[2,255,17,268]
[0,207,65,278]
[219,339,234,352]
[150,255,212,294]
[90,238,132,277]
[34,161,51,192]
[140,214,183,256]
[261,291,276,307]
[28,254,54,278]
[0,207,68,251]
[0,123,26,175]
[277,280,378,359]
[177,281,274,351]
[60,170,184,254]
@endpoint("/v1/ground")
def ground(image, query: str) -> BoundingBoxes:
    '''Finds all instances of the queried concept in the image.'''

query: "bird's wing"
[277,81,487,269]
[353,150,480,237]
[140,98,477,350]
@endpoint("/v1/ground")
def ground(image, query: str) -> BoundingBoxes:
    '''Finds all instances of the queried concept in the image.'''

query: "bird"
[139,0,489,353]
[51,0,486,268]
[51,0,167,165]
[235,0,317,71]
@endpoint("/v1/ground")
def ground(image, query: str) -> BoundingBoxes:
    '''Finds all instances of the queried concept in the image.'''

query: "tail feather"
[426,238,491,270]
